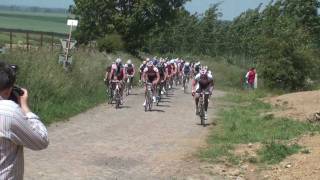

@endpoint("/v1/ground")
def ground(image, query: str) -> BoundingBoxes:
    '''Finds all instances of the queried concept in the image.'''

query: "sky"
[0,0,271,20]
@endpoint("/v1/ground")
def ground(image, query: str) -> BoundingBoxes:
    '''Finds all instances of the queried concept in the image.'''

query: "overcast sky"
[0,0,271,20]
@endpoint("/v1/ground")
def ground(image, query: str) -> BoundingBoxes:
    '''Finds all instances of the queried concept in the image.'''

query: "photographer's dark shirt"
[0,97,49,180]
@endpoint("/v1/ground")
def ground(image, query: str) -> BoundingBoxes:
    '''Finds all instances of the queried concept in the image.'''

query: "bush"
[97,33,124,53]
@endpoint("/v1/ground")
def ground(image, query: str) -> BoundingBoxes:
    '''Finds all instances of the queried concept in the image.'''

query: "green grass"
[200,90,320,165]
[0,49,140,124]
[0,10,68,33]
[258,142,302,164]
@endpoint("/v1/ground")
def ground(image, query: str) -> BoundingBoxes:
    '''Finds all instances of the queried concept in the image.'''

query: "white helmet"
[116,58,122,64]
[147,61,153,67]
[127,59,132,64]
[185,62,190,66]
[170,60,175,64]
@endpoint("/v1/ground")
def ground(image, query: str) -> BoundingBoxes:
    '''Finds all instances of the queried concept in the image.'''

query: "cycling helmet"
[185,62,190,66]
[127,59,132,64]
[143,61,146,65]
[147,61,153,67]
[170,60,175,64]
[116,58,122,64]
[153,60,159,66]
[146,58,150,62]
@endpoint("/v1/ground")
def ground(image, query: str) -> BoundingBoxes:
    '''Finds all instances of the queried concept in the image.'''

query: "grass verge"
[0,49,140,124]
[200,90,320,165]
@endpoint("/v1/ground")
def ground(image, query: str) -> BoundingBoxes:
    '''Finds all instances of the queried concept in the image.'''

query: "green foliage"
[97,33,124,53]
[72,0,189,52]
[145,0,320,90]
[0,49,137,124]
[258,142,302,164]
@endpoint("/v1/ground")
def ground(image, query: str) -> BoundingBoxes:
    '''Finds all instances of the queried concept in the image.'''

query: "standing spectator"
[246,67,256,90]
[0,61,49,180]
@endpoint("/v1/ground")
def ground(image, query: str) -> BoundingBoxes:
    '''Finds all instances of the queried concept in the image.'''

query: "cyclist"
[157,58,168,98]
[124,59,135,93]
[169,60,177,88]
[142,61,160,106]
[193,62,201,76]
[182,62,191,90]
[139,60,147,82]
[109,58,127,104]
[192,68,214,120]
[104,64,112,86]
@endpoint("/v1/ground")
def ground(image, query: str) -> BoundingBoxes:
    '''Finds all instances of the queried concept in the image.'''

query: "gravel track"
[24,87,225,180]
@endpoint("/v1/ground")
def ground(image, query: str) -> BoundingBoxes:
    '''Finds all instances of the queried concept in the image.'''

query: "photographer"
[0,61,49,180]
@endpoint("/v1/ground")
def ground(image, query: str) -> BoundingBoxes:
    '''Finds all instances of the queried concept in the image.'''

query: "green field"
[0,10,69,33]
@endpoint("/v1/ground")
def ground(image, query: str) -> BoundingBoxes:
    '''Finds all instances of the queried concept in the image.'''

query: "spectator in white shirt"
[0,61,49,180]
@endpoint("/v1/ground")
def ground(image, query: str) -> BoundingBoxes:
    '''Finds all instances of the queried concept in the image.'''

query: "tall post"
[51,33,54,52]
[10,31,12,50]
[40,33,43,48]
[64,25,73,70]
[26,32,29,51]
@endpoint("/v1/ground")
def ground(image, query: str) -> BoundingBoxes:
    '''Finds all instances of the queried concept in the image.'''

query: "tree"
[71,0,189,53]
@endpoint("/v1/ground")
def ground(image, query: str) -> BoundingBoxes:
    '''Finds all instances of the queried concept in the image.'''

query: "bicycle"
[156,80,165,105]
[144,82,153,112]
[198,91,210,127]
[126,75,134,95]
[182,74,190,93]
[110,80,122,109]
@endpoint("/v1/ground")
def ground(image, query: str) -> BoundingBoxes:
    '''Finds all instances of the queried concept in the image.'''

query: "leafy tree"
[72,0,189,53]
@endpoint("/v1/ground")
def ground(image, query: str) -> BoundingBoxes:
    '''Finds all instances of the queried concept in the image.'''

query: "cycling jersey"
[183,65,191,75]
[194,73,213,90]
[157,64,166,79]
[167,64,173,75]
[194,65,200,75]
[125,64,135,75]
[140,64,146,72]
[111,64,125,80]
[144,66,159,82]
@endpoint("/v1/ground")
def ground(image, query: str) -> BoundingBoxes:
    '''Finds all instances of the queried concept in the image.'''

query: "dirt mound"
[261,134,320,180]
[265,90,320,121]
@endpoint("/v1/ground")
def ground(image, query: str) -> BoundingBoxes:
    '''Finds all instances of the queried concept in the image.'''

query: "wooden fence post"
[51,33,54,52]
[40,33,43,48]
[10,31,12,50]
[26,32,29,51]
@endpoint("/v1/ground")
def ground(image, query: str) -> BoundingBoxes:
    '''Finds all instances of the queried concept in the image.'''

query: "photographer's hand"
[19,88,31,114]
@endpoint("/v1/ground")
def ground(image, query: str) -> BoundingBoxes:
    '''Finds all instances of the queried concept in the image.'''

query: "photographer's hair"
[0,61,16,91]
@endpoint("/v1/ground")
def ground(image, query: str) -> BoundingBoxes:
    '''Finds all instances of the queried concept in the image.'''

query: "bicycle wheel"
[199,97,205,126]
[115,91,120,109]
[148,91,153,111]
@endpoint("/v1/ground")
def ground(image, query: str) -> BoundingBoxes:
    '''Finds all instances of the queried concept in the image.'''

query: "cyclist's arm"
[155,72,160,84]
[105,71,109,80]
[122,69,127,80]
[164,69,168,80]
[109,69,114,80]
[192,79,197,92]
[132,65,136,76]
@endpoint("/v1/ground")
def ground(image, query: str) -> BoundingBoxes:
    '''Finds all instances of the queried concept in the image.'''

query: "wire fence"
[0,28,68,52]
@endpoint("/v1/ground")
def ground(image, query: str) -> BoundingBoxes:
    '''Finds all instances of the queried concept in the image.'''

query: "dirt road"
[24,87,225,180]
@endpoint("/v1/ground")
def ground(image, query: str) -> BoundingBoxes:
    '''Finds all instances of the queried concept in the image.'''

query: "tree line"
[72,0,320,90]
